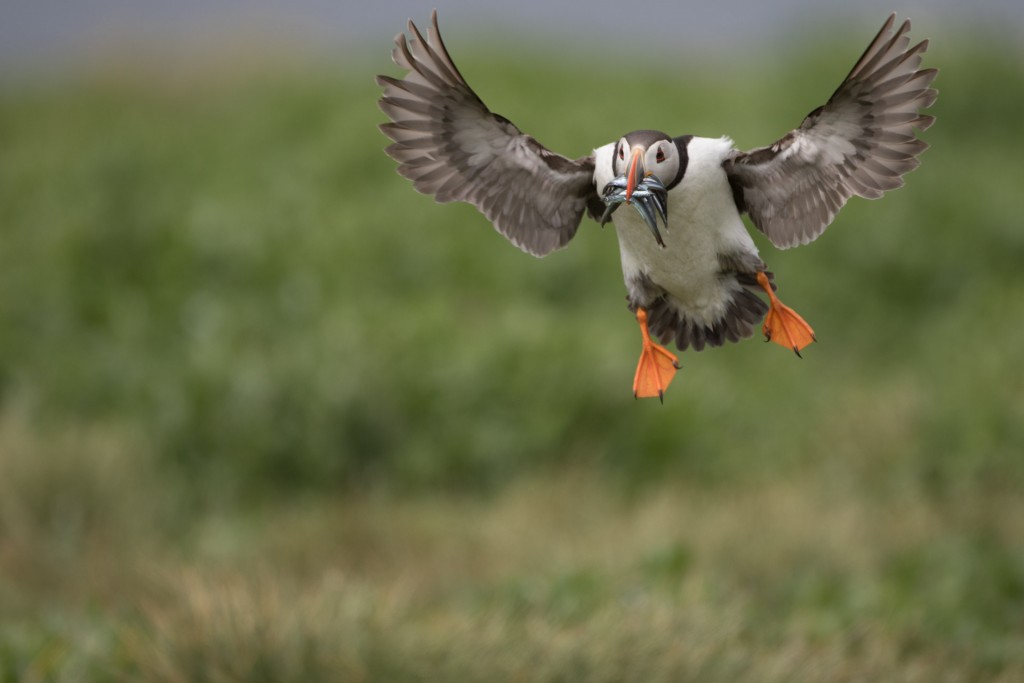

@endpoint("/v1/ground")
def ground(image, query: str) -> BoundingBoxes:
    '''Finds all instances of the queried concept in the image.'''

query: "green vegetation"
[1,25,1023,681]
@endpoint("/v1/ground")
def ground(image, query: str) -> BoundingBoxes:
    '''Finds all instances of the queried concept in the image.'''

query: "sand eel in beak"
[377,12,937,400]
[600,172,668,247]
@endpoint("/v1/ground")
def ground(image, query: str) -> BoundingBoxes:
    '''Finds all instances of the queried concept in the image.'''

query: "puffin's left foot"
[756,272,816,357]
[633,308,680,401]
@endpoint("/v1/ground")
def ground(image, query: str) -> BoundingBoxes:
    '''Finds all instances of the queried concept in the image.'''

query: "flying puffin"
[376,12,937,400]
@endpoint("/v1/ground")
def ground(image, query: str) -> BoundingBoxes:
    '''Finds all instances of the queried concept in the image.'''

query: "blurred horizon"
[3,0,1024,84]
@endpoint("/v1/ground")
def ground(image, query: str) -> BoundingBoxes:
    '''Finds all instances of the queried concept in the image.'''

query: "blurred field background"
[2,3,1024,681]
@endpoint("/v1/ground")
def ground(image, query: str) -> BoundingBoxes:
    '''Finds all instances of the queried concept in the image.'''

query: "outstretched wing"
[376,11,602,257]
[723,14,938,249]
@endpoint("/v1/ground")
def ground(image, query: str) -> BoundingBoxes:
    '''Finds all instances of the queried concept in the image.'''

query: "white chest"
[594,137,759,322]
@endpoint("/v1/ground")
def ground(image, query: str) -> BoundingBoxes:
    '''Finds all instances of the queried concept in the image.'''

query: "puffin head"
[600,130,688,247]
[612,130,685,201]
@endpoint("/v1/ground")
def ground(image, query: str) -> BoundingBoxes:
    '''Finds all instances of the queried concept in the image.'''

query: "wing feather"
[376,11,601,257]
[724,14,938,249]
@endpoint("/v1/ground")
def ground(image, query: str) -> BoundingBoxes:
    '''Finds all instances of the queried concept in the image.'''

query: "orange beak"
[625,147,645,202]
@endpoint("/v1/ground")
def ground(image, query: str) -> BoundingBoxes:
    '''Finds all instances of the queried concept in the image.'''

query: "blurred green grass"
[1,24,1023,681]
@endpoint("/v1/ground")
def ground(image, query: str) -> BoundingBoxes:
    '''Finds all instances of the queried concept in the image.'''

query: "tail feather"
[646,287,768,352]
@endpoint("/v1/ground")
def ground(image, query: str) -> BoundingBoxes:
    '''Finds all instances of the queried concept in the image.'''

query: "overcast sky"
[2,0,1022,78]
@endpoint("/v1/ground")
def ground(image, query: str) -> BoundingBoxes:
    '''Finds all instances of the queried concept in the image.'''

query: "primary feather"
[376,10,601,257]
[723,14,938,249]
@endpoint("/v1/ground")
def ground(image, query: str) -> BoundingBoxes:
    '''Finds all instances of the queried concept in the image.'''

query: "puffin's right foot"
[632,308,680,401]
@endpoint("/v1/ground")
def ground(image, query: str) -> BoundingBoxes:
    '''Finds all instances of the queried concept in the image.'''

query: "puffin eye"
[655,147,666,163]
[618,145,625,160]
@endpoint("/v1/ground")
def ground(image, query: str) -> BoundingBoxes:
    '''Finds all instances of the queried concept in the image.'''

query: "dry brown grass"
[4,413,1022,681]
[118,477,1024,682]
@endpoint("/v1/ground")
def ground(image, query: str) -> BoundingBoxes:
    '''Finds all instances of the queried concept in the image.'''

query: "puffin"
[376,12,937,400]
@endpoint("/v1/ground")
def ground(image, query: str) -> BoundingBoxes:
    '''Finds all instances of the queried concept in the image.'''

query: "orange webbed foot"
[756,272,816,356]
[633,308,680,401]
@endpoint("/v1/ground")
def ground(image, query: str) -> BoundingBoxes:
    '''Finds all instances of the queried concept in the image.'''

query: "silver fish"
[600,175,669,247]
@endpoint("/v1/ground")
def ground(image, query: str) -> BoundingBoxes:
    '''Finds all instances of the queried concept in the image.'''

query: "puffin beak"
[625,147,645,202]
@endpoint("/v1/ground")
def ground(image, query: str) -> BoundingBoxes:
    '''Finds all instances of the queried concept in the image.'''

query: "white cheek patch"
[615,138,629,174]
[646,143,678,184]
